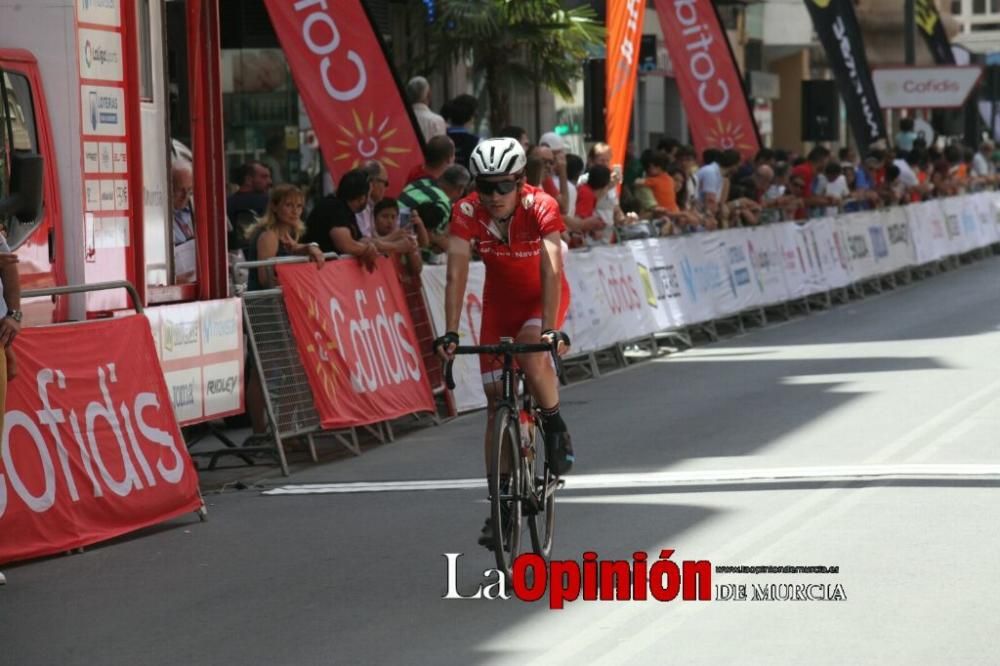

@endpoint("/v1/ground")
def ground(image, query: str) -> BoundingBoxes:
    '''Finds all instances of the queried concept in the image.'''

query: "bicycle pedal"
[556,478,566,489]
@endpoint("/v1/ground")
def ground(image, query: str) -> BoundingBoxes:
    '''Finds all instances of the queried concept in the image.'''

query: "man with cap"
[538,131,572,215]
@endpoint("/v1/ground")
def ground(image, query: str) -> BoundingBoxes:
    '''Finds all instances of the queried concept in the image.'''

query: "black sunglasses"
[476,179,519,195]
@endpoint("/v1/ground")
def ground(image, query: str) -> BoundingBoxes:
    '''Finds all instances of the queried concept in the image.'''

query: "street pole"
[904,0,915,66]
[992,67,999,142]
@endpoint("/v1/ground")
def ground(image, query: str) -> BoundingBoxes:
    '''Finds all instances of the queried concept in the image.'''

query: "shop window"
[221,47,302,187]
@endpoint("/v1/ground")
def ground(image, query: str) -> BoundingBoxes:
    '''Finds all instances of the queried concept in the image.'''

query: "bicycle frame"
[444,337,562,569]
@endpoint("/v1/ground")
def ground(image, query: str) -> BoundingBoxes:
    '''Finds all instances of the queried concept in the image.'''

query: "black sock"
[539,404,566,433]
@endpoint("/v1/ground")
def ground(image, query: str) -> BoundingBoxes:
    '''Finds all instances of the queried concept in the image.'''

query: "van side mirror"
[0,152,44,222]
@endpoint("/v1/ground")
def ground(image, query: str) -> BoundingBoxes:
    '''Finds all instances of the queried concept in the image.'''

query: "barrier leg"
[588,352,601,377]
[307,434,318,463]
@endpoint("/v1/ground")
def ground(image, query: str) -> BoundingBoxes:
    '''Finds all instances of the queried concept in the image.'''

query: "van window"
[1,71,44,246]
[2,72,39,153]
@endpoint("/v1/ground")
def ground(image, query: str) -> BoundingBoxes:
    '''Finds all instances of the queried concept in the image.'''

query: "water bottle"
[519,409,534,459]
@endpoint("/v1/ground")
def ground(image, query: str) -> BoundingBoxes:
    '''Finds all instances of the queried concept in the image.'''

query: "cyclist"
[433,137,574,547]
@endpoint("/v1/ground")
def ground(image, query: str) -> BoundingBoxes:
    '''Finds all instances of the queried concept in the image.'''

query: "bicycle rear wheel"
[489,405,523,576]
[527,417,556,558]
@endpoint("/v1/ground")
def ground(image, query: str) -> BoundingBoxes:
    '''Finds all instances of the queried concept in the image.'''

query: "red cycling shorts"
[478,282,570,384]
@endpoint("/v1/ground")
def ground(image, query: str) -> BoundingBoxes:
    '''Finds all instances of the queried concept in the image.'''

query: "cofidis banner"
[606,0,647,171]
[263,0,423,196]
[654,0,760,160]
[803,0,887,155]
[277,258,435,429]
[0,316,201,564]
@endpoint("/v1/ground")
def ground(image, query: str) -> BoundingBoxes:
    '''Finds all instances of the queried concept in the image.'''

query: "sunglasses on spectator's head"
[476,178,519,195]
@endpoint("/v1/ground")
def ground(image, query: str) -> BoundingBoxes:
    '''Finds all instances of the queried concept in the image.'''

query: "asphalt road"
[4,255,1000,665]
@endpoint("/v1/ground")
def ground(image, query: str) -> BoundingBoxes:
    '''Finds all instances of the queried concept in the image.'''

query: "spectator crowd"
[160,73,1000,450]
[177,73,1000,290]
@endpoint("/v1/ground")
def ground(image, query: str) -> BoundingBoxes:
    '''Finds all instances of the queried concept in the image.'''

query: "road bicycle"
[445,338,564,576]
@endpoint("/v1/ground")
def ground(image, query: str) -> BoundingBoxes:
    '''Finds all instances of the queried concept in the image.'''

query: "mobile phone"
[398,206,412,230]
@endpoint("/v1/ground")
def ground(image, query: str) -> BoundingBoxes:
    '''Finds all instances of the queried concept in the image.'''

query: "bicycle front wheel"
[489,405,523,577]
[528,418,556,558]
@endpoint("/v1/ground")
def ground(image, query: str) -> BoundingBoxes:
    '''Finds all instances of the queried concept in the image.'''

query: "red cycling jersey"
[450,184,571,380]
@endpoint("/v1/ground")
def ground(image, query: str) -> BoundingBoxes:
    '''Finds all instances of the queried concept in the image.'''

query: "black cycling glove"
[541,329,571,349]
[433,331,460,354]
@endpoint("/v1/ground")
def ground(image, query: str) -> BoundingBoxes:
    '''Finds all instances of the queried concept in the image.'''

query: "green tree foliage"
[429,0,604,132]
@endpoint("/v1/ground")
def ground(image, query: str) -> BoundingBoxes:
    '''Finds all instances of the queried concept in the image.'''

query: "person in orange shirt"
[633,151,678,213]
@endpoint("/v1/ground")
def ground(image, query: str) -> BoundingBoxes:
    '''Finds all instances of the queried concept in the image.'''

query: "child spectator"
[373,197,422,280]
[633,151,678,213]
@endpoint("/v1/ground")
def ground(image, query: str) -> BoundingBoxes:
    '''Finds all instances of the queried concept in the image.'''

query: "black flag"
[915,0,955,65]
[803,0,888,154]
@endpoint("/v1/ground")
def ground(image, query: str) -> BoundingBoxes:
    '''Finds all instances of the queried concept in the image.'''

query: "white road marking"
[261,463,1000,496]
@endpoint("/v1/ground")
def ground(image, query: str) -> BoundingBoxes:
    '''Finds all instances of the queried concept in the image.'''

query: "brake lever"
[550,342,567,386]
[444,358,456,390]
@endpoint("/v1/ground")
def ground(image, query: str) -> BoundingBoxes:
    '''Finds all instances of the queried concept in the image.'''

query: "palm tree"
[428,0,604,133]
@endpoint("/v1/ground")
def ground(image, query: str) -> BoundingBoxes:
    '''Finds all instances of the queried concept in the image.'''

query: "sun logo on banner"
[301,290,339,405]
[333,110,412,169]
[706,118,757,155]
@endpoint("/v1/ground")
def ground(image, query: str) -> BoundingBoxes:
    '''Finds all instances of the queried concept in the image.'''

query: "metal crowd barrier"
[549,194,1000,383]
[235,254,359,476]
[23,279,144,315]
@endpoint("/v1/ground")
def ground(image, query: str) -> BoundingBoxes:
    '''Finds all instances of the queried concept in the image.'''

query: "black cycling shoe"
[477,517,494,549]
[545,429,575,476]
[478,496,515,551]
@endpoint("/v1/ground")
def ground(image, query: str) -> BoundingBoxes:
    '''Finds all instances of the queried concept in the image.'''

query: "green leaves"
[428,0,604,129]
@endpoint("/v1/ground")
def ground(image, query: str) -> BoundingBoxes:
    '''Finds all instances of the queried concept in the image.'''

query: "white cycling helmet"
[469,138,527,178]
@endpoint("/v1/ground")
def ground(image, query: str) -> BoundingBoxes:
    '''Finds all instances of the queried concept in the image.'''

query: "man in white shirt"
[171,161,195,245]
[577,142,632,241]
[539,131,573,215]
[971,140,995,178]
[357,160,389,238]
[892,156,920,190]
[697,155,723,207]
[406,76,447,143]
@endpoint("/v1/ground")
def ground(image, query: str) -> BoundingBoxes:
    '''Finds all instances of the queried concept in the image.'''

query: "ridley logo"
[207,377,239,396]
